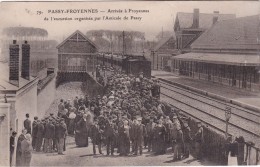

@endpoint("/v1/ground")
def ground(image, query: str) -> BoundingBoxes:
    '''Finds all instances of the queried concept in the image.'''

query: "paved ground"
[31,136,213,166]
[152,70,260,109]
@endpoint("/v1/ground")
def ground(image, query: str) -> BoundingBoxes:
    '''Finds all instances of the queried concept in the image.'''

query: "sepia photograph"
[0,1,260,166]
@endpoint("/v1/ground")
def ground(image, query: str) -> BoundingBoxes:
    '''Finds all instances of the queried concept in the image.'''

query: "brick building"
[172,15,260,91]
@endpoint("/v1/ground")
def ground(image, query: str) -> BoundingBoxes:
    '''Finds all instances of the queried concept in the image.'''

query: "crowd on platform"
[9,69,248,166]
[55,70,204,160]
[9,70,204,167]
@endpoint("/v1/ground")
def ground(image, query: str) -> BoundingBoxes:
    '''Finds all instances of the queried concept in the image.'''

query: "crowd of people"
[54,69,204,161]
[10,69,205,166]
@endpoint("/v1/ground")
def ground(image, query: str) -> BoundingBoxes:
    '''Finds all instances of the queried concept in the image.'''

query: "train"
[96,53,151,78]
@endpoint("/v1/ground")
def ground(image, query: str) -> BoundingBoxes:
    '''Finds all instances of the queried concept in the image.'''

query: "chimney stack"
[9,40,20,87]
[192,8,200,28]
[21,41,30,80]
[213,11,219,25]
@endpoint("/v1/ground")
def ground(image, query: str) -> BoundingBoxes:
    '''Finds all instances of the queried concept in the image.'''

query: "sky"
[0,1,259,42]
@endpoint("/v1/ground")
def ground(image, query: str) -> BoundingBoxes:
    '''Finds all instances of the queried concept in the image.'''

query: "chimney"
[192,8,200,28]
[9,40,19,87]
[21,41,30,80]
[213,11,219,25]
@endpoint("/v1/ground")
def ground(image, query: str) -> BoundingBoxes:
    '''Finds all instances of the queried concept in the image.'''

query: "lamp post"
[225,106,232,138]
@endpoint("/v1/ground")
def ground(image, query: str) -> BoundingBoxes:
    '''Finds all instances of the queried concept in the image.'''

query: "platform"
[152,70,260,110]
[30,136,215,166]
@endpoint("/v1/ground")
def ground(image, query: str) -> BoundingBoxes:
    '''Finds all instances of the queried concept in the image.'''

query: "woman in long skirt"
[119,120,130,156]
[153,120,166,155]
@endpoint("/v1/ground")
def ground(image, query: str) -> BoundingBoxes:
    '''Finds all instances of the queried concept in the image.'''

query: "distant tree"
[86,30,145,53]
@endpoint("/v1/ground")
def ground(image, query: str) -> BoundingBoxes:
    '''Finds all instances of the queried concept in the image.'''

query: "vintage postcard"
[0,1,260,166]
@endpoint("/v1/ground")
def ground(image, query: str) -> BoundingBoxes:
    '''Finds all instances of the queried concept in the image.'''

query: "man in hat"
[36,120,45,152]
[104,116,117,156]
[44,119,55,153]
[10,131,17,166]
[32,116,38,150]
[90,118,103,155]
[145,117,156,152]
[58,99,65,117]
[183,122,192,159]
[194,121,204,160]
[16,129,27,166]
[74,96,79,110]
[164,116,172,149]
[24,113,31,134]
[133,117,146,155]
[173,126,184,161]
[57,118,67,155]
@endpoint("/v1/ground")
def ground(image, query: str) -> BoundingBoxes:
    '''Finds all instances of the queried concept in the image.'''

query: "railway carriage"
[96,53,151,78]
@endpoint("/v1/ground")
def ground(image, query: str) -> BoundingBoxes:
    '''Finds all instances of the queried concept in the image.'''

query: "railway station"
[0,2,260,167]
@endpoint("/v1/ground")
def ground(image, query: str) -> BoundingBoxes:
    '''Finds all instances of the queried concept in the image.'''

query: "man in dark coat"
[57,118,67,155]
[10,131,17,166]
[44,119,55,153]
[183,122,192,159]
[73,96,79,109]
[90,119,103,155]
[24,113,31,134]
[145,117,155,152]
[104,117,117,156]
[58,99,65,117]
[133,117,146,155]
[53,118,60,152]
[16,129,26,166]
[173,127,184,161]
[32,117,38,150]
[75,114,89,147]
[36,120,45,152]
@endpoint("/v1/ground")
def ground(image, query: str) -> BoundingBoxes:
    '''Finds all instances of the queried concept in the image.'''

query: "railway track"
[161,81,260,124]
[159,80,260,147]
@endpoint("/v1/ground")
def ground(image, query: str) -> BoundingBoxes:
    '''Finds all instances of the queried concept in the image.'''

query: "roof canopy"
[173,52,260,66]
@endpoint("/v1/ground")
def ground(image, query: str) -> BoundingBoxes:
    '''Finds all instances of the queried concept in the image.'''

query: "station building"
[174,9,236,53]
[151,8,235,72]
[172,15,260,91]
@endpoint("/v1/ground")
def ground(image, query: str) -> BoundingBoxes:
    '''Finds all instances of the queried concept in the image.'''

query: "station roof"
[191,15,260,50]
[173,52,260,66]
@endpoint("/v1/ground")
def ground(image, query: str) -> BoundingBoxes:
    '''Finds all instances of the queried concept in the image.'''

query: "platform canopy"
[172,52,260,66]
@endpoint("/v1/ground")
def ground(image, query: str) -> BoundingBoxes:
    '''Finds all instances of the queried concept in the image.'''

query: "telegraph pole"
[122,31,126,57]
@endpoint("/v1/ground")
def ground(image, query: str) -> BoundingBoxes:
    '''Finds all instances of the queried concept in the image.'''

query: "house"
[174,9,236,53]
[172,15,260,91]
[0,40,39,166]
[0,40,56,166]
